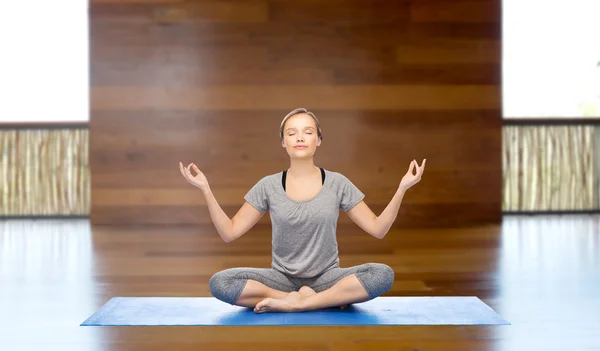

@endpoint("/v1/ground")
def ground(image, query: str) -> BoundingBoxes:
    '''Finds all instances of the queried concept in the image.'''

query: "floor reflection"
[0,219,104,351]
[0,216,598,350]
[493,215,600,351]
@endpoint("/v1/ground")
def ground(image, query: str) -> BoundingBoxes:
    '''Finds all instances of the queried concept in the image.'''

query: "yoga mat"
[81,296,509,326]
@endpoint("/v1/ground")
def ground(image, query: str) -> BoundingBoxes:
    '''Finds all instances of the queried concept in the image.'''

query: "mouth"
[294,146,308,149]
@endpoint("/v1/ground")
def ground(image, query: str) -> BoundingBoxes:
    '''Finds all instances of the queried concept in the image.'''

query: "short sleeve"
[244,177,269,213]
[340,175,365,211]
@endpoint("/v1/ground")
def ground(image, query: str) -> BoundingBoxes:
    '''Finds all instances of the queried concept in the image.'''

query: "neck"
[287,158,319,178]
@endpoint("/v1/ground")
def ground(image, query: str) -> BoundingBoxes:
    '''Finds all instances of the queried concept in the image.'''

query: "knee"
[374,263,394,291]
[209,271,226,299]
[363,263,394,297]
[209,270,243,304]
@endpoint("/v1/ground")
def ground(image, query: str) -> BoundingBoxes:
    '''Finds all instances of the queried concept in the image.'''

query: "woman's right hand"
[179,162,209,191]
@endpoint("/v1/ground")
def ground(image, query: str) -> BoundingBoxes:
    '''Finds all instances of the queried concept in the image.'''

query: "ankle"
[293,294,312,312]
[283,292,309,312]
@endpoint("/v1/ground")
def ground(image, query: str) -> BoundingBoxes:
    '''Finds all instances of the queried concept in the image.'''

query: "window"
[0,1,89,123]
[502,0,600,118]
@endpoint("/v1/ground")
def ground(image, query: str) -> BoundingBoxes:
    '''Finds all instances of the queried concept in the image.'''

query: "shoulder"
[323,169,364,210]
[323,169,356,187]
[264,171,283,183]
[251,171,282,189]
[324,169,350,180]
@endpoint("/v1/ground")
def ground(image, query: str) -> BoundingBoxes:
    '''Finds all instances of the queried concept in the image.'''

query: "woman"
[179,108,426,313]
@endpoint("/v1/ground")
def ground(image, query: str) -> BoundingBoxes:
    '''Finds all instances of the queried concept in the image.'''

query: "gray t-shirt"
[244,169,365,278]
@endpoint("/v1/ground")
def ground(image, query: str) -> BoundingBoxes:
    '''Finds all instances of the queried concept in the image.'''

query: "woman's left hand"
[399,159,426,191]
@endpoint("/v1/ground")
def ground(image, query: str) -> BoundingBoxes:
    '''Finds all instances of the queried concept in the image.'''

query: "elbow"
[222,231,237,243]
[222,220,235,242]
[372,225,387,239]
[220,230,235,243]
[372,218,387,239]
[373,230,387,239]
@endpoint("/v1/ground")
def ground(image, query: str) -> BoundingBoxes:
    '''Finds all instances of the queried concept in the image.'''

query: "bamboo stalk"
[0,129,90,216]
[502,125,597,211]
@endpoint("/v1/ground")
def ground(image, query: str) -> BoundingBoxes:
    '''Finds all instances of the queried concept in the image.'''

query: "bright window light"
[0,1,89,123]
[503,0,600,118]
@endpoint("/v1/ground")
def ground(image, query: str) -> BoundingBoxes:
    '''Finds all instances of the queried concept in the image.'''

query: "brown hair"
[279,108,323,141]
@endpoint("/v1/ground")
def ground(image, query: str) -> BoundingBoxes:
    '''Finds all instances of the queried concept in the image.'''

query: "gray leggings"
[209,263,394,305]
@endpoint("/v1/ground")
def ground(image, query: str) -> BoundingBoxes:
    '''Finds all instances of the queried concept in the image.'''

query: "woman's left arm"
[346,159,426,239]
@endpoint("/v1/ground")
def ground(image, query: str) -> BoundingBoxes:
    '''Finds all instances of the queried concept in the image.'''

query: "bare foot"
[254,292,304,313]
[253,298,293,313]
[298,286,348,310]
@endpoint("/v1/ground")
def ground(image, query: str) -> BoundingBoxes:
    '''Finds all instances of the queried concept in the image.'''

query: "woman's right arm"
[202,187,264,242]
[179,162,264,242]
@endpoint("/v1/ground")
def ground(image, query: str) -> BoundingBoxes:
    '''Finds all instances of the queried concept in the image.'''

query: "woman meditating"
[179,108,426,313]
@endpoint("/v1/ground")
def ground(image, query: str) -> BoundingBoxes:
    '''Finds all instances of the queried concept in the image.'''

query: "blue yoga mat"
[81,296,509,326]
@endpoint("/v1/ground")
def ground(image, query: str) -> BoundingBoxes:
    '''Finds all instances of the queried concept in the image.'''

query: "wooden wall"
[90,0,502,227]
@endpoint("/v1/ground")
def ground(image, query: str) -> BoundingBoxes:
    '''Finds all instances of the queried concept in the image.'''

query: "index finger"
[418,159,426,175]
[186,163,195,176]
[179,162,191,181]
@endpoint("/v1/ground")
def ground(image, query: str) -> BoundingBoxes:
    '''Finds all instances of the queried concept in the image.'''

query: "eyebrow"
[285,126,315,132]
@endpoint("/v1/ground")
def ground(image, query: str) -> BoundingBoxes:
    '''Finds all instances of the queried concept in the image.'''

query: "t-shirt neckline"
[279,168,329,204]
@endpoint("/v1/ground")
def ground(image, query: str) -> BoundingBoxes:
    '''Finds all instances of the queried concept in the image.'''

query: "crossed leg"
[234,282,347,311]
[209,263,394,313]
[297,285,348,308]
[209,267,296,308]
[208,269,347,312]
[254,263,395,313]
[254,274,370,313]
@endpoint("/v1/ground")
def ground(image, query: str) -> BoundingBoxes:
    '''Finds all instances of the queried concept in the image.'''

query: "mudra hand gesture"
[399,159,426,191]
[179,162,209,191]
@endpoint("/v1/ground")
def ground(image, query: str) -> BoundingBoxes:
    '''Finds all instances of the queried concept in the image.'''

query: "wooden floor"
[1,215,599,350]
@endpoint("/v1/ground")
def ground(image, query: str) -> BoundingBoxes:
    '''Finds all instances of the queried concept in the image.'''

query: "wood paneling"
[91,86,500,110]
[90,0,502,226]
[89,1,269,23]
[410,0,500,22]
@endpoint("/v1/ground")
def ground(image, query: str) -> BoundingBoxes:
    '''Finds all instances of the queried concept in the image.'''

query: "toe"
[254,298,271,313]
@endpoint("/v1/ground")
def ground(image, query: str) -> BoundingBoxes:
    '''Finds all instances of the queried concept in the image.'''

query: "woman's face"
[281,113,321,158]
